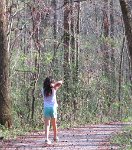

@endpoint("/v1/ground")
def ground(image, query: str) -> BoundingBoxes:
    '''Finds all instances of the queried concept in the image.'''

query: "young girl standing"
[43,76,63,144]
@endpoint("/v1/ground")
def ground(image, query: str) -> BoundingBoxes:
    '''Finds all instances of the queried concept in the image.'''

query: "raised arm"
[51,80,63,90]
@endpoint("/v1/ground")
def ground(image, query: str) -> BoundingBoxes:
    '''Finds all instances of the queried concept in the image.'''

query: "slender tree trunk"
[51,0,58,76]
[102,0,109,76]
[70,1,75,69]
[110,0,116,108]
[70,0,77,120]
[118,37,125,119]
[110,0,115,76]
[75,1,80,82]
[63,0,70,102]
[52,0,57,51]
[73,1,80,118]
[0,0,12,128]
[30,3,40,121]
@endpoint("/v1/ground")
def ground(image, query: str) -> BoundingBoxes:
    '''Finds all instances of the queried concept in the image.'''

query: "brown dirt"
[0,122,131,150]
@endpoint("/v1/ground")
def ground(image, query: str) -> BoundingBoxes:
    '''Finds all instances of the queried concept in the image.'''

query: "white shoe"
[53,136,59,142]
[45,139,51,144]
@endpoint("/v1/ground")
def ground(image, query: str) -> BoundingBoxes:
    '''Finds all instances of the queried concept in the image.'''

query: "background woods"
[0,0,132,128]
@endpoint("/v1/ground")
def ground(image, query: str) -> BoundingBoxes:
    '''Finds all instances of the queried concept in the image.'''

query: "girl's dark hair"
[43,76,54,97]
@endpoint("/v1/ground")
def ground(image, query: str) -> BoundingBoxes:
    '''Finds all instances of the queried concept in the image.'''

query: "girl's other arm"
[51,80,63,90]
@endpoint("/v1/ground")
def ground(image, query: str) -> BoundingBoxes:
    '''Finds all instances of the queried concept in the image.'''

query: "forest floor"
[0,122,131,150]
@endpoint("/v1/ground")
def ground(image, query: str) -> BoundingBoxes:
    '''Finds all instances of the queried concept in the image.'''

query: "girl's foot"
[45,139,51,144]
[53,136,59,142]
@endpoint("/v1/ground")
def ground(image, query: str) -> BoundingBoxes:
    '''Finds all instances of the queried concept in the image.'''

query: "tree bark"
[75,1,80,82]
[0,0,12,128]
[63,0,70,102]
[102,0,109,76]
[110,0,116,105]
[51,0,58,75]
[119,0,132,73]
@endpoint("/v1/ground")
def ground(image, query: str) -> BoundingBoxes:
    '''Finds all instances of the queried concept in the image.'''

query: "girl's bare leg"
[45,118,50,140]
[51,118,57,139]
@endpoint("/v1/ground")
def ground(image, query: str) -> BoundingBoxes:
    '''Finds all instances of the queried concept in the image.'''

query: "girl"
[43,76,63,144]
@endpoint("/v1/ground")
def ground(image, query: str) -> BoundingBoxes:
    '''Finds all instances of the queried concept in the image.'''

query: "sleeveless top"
[42,88,58,108]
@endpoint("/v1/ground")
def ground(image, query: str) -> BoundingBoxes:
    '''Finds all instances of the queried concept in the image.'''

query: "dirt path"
[0,122,131,150]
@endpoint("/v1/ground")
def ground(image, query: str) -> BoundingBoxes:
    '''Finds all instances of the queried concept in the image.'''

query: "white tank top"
[42,88,58,108]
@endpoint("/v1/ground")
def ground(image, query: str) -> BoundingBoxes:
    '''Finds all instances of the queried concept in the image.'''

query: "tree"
[110,0,116,95]
[119,0,132,73]
[63,0,71,102]
[119,0,132,118]
[102,0,109,76]
[0,0,12,128]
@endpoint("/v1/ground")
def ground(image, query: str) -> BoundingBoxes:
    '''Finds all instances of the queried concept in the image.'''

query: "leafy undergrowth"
[0,124,42,140]
[110,125,132,150]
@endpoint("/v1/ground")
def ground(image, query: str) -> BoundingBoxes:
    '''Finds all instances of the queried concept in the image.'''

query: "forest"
[0,0,132,145]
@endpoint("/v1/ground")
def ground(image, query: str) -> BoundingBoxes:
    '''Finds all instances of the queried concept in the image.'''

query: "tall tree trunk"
[70,1,80,84]
[0,0,12,128]
[119,0,132,74]
[72,1,80,120]
[110,0,115,82]
[75,1,80,82]
[52,0,57,51]
[63,0,70,102]
[110,0,116,109]
[30,3,40,121]
[51,0,58,76]
[102,0,109,76]
[101,0,111,116]
[70,0,75,70]
[118,37,125,119]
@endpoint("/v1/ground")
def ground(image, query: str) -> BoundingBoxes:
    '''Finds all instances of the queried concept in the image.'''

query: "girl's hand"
[53,80,63,90]
[50,83,55,88]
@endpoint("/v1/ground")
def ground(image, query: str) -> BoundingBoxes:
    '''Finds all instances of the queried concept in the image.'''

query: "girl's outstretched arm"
[51,80,63,90]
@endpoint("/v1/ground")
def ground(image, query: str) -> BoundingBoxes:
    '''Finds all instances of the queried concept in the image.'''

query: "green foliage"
[43,52,53,64]
[0,125,25,139]
[10,44,132,130]
[99,35,118,48]
[123,117,132,122]
[0,123,43,140]
[110,126,132,149]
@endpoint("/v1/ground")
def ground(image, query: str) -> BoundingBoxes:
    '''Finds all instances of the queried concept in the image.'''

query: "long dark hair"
[43,76,54,97]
